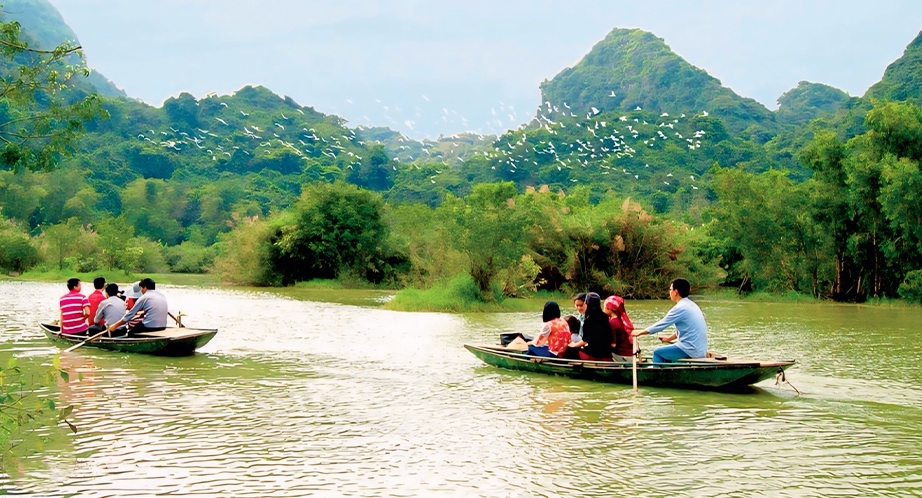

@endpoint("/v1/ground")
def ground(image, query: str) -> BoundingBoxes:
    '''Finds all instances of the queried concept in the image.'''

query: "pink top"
[60,290,89,335]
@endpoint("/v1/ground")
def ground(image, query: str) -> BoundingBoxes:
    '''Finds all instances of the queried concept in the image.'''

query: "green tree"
[0,216,36,273]
[0,15,106,172]
[272,181,391,284]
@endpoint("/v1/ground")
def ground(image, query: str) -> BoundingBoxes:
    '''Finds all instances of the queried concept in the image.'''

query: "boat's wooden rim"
[40,323,217,343]
[467,344,795,369]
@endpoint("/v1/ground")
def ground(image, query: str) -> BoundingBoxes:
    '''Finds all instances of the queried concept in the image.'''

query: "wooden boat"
[41,323,218,357]
[464,344,795,391]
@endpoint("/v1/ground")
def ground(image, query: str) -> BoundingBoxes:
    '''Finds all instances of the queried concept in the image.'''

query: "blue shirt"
[647,297,709,358]
[122,289,169,328]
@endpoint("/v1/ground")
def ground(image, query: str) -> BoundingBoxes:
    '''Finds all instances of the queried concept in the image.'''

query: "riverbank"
[7,271,915,311]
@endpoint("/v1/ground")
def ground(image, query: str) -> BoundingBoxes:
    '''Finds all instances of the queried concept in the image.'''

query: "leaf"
[59,370,69,383]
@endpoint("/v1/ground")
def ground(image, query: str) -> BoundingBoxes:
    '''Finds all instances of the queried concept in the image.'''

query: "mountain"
[539,28,777,141]
[774,81,853,127]
[2,0,126,98]
[864,30,922,103]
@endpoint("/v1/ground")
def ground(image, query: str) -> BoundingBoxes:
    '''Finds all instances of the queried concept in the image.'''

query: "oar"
[63,329,110,353]
[632,335,638,392]
[168,311,186,328]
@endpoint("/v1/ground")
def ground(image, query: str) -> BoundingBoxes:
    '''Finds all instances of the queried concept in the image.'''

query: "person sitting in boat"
[526,301,572,358]
[603,295,635,362]
[105,278,169,335]
[89,283,128,336]
[571,292,587,342]
[562,315,584,360]
[569,292,613,361]
[59,278,90,336]
[632,278,708,363]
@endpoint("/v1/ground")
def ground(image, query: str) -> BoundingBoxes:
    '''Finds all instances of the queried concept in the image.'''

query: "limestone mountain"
[539,28,777,140]
[774,81,853,127]
[2,0,126,97]
[864,29,922,103]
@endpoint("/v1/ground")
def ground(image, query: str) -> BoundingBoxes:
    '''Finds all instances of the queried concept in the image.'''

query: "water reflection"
[0,282,920,496]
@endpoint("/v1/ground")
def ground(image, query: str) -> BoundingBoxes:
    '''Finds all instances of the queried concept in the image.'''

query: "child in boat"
[527,302,571,358]
[604,295,634,362]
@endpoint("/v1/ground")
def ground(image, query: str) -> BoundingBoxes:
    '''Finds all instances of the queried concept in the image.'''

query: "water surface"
[1,282,920,496]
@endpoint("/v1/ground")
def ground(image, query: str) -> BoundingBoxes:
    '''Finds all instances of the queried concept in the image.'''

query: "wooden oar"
[168,312,186,328]
[63,329,110,353]
[632,335,638,392]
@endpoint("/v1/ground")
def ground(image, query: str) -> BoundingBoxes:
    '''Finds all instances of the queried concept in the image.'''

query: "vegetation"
[2,9,922,309]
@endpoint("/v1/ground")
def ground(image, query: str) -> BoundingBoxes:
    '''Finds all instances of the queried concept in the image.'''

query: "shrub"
[898,270,922,304]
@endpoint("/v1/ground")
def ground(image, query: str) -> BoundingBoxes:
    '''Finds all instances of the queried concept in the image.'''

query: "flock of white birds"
[137,92,711,191]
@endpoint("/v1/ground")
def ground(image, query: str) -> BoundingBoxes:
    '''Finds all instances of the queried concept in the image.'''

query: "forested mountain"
[775,81,853,127]
[539,28,778,141]
[5,1,922,303]
[1,0,125,97]
[864,30,922,103]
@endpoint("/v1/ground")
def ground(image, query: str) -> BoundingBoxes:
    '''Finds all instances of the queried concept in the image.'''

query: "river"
[1,281,920,496]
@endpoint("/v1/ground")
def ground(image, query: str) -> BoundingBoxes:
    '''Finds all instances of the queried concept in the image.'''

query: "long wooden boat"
[41,323,218,357]
[465,344,795,391]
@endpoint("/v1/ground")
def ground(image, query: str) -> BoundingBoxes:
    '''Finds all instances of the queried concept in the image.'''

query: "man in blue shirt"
[632,278,708,363]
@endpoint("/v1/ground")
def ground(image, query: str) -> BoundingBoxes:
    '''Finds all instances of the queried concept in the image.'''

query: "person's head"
[139,278,156,292]
[93,277,106,290]
[105,283,119,297]
[564,315,581,335]
[66,278,80,291]
[125,281,143,300]
[542,301,561,322]
[604,295,625,315]
[670,278,690,300]
[584,292,602,315]
[573,292,587,315]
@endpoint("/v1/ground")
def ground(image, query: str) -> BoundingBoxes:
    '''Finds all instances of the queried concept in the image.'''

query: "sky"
[45,1,922,139]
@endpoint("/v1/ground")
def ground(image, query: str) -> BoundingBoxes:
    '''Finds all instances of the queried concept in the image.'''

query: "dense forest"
[2,2,922,304]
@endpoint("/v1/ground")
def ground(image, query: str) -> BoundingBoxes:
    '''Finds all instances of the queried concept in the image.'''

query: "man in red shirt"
[59,278,90,335]
[87,276,106,326]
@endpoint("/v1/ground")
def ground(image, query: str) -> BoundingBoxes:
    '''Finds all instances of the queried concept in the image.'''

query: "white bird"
[220,102,228,107]
[609,91,616,97]
[215,117,228,126]
[241,111,249,117]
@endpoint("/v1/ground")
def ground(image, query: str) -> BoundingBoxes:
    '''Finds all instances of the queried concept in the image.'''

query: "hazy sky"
[47,1,922,139]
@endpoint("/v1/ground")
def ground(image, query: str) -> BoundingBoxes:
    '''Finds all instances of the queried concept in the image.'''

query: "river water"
[1,281,921,497]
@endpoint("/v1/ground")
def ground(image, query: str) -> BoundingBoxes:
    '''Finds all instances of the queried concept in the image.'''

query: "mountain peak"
[539,27,775,137]
[864,29,922,103]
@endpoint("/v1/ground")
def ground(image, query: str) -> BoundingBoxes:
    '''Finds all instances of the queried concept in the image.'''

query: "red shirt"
[60,290,89,335]
[546,318,572,357]
[609,316,633,357]
[88,290,106,325]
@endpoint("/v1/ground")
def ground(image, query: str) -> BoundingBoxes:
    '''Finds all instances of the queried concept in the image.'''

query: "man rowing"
[104,278,169,335]
[631,278,709,363]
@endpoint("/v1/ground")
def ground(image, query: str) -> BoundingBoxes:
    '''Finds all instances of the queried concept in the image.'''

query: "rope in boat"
[775,367,801,396]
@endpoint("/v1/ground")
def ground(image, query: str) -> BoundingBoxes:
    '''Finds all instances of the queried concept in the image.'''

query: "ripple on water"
[1,282,921,496]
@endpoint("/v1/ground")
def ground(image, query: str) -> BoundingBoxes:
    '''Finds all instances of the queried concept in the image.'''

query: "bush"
[898,270,922,304]
[387,273,494,312]
[164,242,217,273]
[0,219,38,273]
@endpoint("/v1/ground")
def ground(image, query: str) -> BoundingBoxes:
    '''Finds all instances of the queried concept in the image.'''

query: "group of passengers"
[58,276,170,337]
[525,278,709,364]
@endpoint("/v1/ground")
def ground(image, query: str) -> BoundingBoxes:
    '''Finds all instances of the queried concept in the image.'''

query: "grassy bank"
[6,270,224,287]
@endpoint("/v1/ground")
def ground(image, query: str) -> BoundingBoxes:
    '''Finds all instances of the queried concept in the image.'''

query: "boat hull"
[41,323,217,356]
[465,344,794,391]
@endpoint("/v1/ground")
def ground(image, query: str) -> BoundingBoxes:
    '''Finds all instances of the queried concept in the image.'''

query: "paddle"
[168,311,186,328]
[632,335,638,392]
[63,329,110,353]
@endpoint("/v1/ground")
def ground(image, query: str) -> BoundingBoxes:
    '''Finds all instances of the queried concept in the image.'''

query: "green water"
[1,282,920,496]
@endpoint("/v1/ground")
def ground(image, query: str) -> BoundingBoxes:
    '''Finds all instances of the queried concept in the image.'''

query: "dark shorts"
[129,324,166,334]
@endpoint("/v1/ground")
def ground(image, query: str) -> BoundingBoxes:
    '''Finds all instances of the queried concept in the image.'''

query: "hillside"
[775,81,853,127]
[864,30,922,103]
[1,0,126,97]
[539,28,777,141]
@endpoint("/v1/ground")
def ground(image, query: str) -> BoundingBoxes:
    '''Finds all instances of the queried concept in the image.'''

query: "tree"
[444,182,530,298]
[271,181,390,284]
[0,15,106,172]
